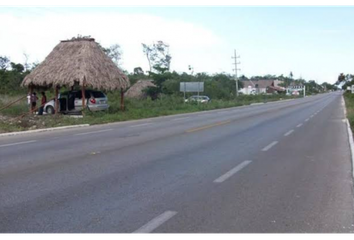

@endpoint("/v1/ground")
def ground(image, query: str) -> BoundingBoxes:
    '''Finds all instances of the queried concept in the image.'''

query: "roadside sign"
[287,85,306,97]
[288,85,303,90]
[180,82,204,104]
[351,85,354,94]
[179,82,204,92]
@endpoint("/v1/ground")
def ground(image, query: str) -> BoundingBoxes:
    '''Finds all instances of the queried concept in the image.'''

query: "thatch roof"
[125,79,155,99]
[22,38,130,90]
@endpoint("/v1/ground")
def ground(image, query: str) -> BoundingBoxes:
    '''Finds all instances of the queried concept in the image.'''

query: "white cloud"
[0,10,223,73]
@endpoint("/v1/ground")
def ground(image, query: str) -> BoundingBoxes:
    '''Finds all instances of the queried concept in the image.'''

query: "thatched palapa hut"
[125,80,156,99]
[22,37,130,114]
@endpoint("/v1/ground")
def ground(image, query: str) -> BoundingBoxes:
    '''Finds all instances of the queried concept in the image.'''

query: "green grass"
[0,122,26,133]
[0,93,297,133]
[344,92,354,132]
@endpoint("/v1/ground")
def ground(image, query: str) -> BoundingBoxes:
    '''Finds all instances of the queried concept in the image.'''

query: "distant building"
[240,79,285,95]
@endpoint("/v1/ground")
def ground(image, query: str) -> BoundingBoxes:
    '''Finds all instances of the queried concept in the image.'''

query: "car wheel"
[46,106,55,114]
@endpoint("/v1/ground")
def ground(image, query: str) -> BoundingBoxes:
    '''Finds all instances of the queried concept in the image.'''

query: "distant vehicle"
[249,89,257,95]
[185,95,210,103]
[44,90,109,114]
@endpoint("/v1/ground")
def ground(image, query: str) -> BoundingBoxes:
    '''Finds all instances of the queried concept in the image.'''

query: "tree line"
[0,38,336,98]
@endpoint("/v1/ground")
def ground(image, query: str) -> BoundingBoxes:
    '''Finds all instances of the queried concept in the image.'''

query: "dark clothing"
[38,95,46,115]
[41,96,47,106]
[30,94,38,113]
[38,106,44,115]
[31,95,38,103]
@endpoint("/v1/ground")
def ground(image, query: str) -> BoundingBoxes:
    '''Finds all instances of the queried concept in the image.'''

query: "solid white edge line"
[0,140,37,148]
[284,129,294,137]
[262,141,278,151]
[345,119,354,180]
[133,211,177,233]
[0,124,90,138]
[296,123,303,128]
[74,129,113,136]
[213,160,252,183]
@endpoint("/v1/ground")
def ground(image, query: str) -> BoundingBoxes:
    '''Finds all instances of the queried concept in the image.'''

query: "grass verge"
[1,93,298,133]
[344,92,354,133]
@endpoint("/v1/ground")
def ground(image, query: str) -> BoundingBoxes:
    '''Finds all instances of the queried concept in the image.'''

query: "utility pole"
[232,49,241,97]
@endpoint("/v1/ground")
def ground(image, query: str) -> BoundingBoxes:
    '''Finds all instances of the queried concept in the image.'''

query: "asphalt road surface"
[1,92,354,233]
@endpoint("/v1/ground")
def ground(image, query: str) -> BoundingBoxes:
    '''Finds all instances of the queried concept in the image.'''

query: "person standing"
[38,92,47,115]
[31,92,38,113]
[27,93,31,106]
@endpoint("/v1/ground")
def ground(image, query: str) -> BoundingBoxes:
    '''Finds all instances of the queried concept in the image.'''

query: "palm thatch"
[126,79,155,99]
[22,38,130,90]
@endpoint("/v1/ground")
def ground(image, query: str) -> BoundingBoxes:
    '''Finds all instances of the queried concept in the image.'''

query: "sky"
[0,6,354,84]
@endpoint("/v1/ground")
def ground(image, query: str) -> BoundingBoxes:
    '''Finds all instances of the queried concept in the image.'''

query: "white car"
[185,95,211,103]
[44,90,109,114]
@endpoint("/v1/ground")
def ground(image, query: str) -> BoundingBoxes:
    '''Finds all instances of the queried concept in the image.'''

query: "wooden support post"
[120,88,125,111]
[54,85,59,115]
[82,84,86,110]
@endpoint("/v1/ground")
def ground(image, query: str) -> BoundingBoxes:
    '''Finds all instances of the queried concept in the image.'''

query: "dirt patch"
[0,113,51,133]
[0,114,14,124]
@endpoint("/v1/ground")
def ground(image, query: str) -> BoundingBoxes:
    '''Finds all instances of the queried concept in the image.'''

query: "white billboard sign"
[180,82,204,93]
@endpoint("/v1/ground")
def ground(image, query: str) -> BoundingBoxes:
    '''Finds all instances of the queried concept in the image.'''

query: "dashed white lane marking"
[0,140,37,148]
[305,118,309,122]
[310,114,314,118]
[284,129,294,136]
[171,117,190,121]
[213,160,252,183]
[133,211,177,233]
[262,141,278,151]
[74,129,113,136]
[296,123,303,128]
[129,123,153,128]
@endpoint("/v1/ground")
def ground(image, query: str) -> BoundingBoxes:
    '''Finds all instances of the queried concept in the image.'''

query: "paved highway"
[0,92,353,233]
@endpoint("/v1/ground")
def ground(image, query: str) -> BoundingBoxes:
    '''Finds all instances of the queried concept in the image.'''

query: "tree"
[341,74,354,90]
[337,73,346,85]
[142,41,171,72]
[0,61,28,94]
[264,74,276,79]
[289,71,293,79]
[23,52,30,71]
[10,62,24,73]
[142,43,153,72]
[0,56,10,70]
[321,82,336,91]
[105,44,123,67]
[133,67,144,75]
[239,75,248,80]
[96,42,123,68]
